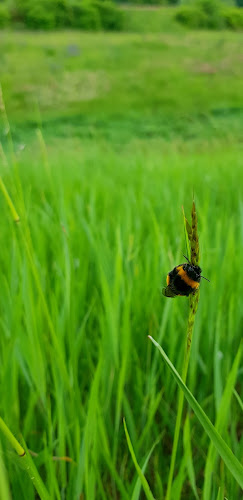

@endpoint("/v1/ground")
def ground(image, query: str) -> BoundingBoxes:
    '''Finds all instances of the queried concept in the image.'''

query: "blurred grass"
[121,6,181,33]
[0,30,243,144]
[0,135,242,499]
[0,27,242,500]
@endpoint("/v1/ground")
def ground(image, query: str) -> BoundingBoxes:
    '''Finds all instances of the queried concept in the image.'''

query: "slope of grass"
[0,30,243,144]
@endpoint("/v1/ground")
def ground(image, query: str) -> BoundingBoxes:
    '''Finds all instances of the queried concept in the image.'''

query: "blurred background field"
[1,29,243,142]
[0,1,243,499]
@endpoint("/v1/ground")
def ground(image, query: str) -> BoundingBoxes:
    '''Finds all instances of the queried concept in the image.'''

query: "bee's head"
[194,265,202,276]
[183,254,210,282]
[185,264,201,281]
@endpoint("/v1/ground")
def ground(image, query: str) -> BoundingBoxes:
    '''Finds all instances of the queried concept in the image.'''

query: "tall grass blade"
[0,176,20,222]
[171,455,186,500]
[123,419,155,500]
[131,436,161,500]
[183,415,199,500]
[233,389,243,412]
[0,447,11,500]
[0,418,51,500]
[203,340,243,499]
[148,336,243,489]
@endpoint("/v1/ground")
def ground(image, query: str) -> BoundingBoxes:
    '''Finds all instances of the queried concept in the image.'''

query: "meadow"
[0,26,243,500]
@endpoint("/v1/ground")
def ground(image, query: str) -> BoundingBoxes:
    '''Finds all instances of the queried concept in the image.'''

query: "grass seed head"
[190,200,200,267]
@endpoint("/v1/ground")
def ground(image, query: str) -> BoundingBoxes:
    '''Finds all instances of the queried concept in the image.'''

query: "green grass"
[121,6,181,34]
[0,28,242,500]
[0,136,242,499]
[0,30,243,143]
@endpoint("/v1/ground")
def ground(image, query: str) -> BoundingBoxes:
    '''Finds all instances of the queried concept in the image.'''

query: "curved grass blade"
[148,336,243,489]
[203,340,242,499]
[171,454,186,500]
[0,447,11,500]
[0,176,20,223]
[216,487,221,500]
[123,419,155,500]
[183,415,199,500]
[233,389,243,412]
[131,435,161,500]
[0,417,51,500]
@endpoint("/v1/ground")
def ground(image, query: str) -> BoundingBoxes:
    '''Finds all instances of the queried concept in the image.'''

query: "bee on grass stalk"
[163,255,210,298]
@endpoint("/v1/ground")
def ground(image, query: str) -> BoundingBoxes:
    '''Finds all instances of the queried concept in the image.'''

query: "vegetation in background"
[175,0,243,29]
[223,6,243,27]
[7,0,124,31]
[0,3,10,27]
[0,30,243,144]
[0,0,242,31]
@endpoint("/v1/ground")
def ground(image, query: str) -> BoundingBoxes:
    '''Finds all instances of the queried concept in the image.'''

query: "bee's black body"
[163,261,202,298]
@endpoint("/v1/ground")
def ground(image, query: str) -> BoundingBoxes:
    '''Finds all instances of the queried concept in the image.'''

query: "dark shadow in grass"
[1,108,243,146]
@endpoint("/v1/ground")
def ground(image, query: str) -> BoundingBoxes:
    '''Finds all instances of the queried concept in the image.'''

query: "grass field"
[0,26,243,500]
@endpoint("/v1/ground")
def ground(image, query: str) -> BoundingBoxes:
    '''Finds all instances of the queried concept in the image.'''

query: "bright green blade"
[203,340,242,499]
[148,336,243,489]
[131,436,161,500]
[183,415,199,500]
[123,419,155,500]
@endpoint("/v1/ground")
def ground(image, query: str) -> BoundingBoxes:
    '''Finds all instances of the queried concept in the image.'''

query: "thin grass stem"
[165,200,200,500]
[0,418,51,500]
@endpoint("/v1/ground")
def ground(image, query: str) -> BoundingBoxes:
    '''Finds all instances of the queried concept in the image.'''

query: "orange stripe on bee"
[166,274,170,285]
[176,266,199,289]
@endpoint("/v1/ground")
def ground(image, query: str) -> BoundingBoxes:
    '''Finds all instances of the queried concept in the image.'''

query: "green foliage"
[54,0,70,28]
[121,0,167,5]
[175,0,225,29]
[13,0,63,29]
[93,0,123,30]
[23,1,57,29]
[2,1,243,32]
[9,0,123,31]
[177,0,243,30]
[223,6,243,28]
[198,0,224,28]
[68,1,101,30]
[0,3,10,27]
[68,0,123,31]
[235,0,243,7]
[175,5,207,28]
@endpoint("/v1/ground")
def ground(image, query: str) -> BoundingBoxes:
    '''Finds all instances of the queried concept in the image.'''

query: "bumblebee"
[163,255,210,298]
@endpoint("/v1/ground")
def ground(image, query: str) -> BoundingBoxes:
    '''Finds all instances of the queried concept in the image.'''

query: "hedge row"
[0,0,123,30]
[0,0,242,31]
[175,0,243,29]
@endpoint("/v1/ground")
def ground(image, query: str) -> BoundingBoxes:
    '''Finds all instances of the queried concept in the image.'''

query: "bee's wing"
[162,286,177,298]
